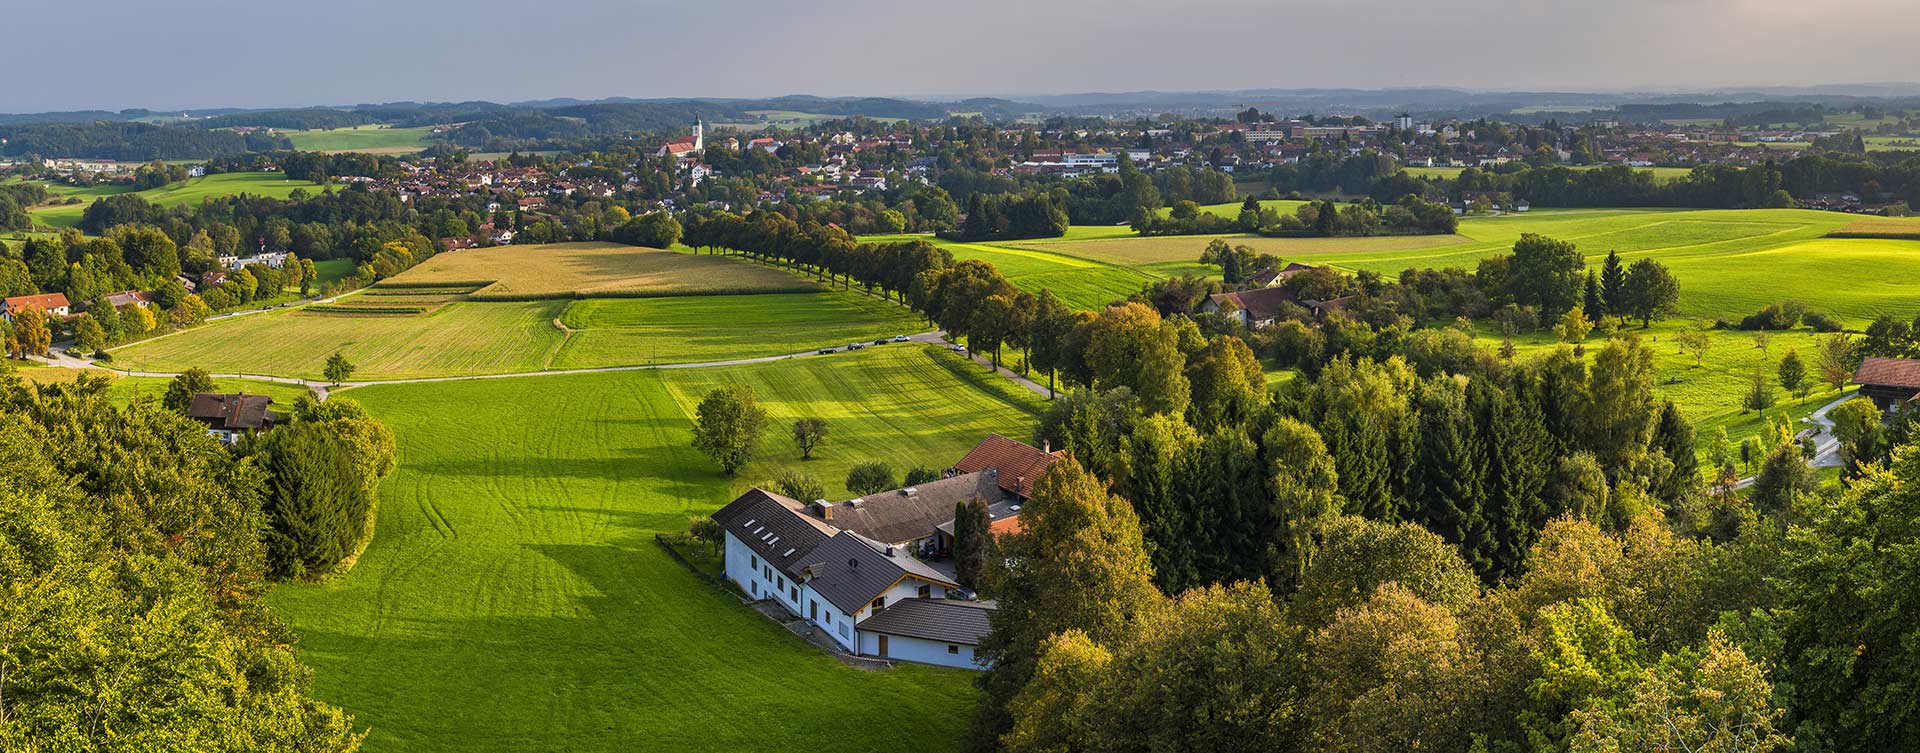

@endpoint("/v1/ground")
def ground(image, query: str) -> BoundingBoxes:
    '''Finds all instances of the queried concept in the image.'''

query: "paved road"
[1732,391,1855,491]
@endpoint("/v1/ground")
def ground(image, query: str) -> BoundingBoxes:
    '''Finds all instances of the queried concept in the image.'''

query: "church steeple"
[693,119,704,152]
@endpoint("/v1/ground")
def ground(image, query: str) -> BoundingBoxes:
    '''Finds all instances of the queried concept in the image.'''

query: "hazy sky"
[7,0,1917,112]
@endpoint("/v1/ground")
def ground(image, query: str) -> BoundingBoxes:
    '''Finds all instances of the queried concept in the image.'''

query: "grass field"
[387,243,823,299]
[862,233,1157,310]
[108,288,928,379]
[285,125,435,154]
[10,362,313,404]
[270,345,1043,753]
[930,207,1918,324]
[550,292,923,368]
[28,172,328,229]
[1826,215,1920,239]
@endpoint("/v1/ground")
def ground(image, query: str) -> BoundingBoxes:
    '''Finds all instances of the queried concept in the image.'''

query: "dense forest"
[0,121,289,160]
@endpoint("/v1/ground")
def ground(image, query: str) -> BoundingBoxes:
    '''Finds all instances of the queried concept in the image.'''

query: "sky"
[6,0,1918,113]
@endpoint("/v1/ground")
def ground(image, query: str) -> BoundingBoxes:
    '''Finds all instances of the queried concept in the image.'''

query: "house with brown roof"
[1854,356,1920,411]
[186,393,280,443]
[3,292,71,322]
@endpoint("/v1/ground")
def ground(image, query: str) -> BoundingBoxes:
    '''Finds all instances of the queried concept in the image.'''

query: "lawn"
[386,243,823,299]
[108,288,930,379]
[28,172,329,229]
[285,125,435,154]
[270,345,1044,753]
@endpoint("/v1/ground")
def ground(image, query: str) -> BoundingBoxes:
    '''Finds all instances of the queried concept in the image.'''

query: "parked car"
[872,338,889,346]
[847,343,864,350]
[949,343,967,352]
[817,347,837,355]
[892,335,910,342]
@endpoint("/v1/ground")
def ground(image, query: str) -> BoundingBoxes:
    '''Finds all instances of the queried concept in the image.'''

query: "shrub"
[845,461,897,496]
[1801,310,1844,333]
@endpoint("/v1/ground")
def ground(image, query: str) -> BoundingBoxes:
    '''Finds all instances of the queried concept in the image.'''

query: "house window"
[917,584,931,598]
[750,555,758,569]
[948,644,960,655]
[870,596,886,610]
[789,586,798,602]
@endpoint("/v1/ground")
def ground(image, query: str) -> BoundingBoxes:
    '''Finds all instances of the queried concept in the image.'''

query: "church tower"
[693,119,704,152]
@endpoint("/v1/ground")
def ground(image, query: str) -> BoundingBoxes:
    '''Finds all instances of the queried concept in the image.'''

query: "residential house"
[186,393,279,443]
[708,434,1061,669]
[1854,357,1920,411]
[1201,283,1347,328]
[3,293,71,322]
[100,290,155,309]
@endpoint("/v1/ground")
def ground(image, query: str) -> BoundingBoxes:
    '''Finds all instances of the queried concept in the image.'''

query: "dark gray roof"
[812,471,1008,545]
[186,393,277,430]
[710,489,836,578]
[857,598,995,646]
[799,532,957,615]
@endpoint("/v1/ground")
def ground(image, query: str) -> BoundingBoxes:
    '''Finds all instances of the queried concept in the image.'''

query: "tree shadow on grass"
[285,539,972,753]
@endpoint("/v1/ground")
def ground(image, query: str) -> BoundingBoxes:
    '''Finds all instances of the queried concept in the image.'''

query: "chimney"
[1043,439,1050,453]
[885,545,895,556]
[813,499,834,521]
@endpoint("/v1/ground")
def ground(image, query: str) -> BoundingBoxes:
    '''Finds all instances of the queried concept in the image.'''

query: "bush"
[845,461,897,496]
[1802,310,1845,333]
[1738,302,1806,331]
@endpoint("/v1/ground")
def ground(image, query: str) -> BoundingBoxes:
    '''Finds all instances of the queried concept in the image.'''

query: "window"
[917,584,931,598]
[870,596,886,610]
[789,586,798,602]
[947,644,959,655]
[750,555,758,569]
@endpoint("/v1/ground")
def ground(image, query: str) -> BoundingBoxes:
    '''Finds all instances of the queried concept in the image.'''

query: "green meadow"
[28,172,328,229]
[905,207,1919,325]
[284,125,435,154]
[271,345,1044,753]
[108,288,926,379]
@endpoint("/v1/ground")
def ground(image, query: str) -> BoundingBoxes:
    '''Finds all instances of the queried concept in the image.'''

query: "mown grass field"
[923,207,1919,325]
[108,287,928,379]
[550,292,923,368]
[387,243,822,299]
[28,172,328,229]
[284,125,435,154]
[271,345,1043,753]
[862,233,1156,310]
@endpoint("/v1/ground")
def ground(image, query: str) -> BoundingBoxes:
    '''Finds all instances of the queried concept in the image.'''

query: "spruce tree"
[1600,249,1625,316]
[1473,377,1551,577]
[1409,376,1495,578]
[1648,401,1700,506]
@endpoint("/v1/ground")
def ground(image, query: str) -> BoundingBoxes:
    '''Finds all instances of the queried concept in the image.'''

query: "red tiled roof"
[4,293,70,313]
[953,434,1060,500]
[1855,356,1920,389]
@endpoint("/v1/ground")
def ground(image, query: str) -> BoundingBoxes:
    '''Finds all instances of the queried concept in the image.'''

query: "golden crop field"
[384,242,823,299]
